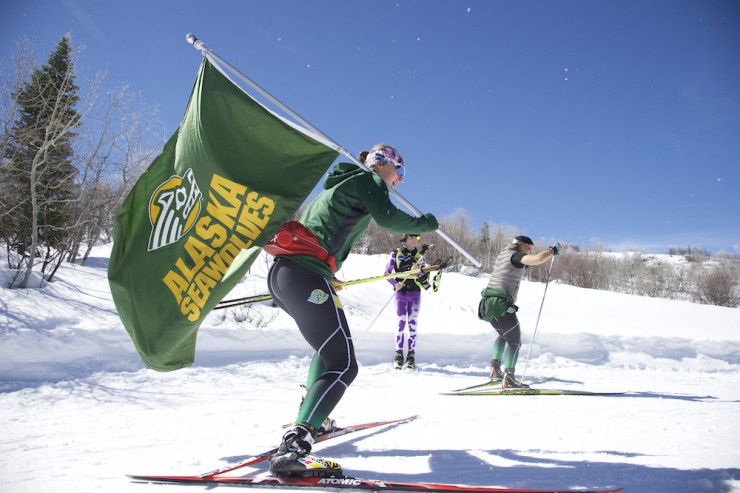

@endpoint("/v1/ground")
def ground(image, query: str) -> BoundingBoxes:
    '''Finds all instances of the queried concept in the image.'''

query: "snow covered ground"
[1,244,739,493]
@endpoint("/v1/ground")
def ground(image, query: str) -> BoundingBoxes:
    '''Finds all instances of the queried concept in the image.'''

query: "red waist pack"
[263,220,337,273]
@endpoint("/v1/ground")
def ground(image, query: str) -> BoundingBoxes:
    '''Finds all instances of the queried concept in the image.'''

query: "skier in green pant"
[481,236,560,388]
[266,144,438,477]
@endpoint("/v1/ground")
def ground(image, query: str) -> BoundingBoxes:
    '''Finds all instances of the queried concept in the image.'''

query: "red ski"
[128,473,623,493]
[128,414,622,492]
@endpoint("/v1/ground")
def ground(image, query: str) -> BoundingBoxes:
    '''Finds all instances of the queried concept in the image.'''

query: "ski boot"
[502,368,530,389]
[490,359,503,380]
[393,350,404,369]
[269,424,343,477]
[404,351,416,370]
[317,417,337,437]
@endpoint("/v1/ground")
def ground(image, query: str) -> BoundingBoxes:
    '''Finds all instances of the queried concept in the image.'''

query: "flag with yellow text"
[108,58,338,371]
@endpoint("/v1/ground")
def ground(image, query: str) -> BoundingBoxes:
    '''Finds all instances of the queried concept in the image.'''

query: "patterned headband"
[365,147,405,168]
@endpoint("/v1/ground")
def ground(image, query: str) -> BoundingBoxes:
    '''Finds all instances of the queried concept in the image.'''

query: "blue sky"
[2,0,739,254]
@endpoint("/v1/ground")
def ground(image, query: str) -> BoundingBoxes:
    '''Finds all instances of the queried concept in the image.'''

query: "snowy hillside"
[1,244,739,493]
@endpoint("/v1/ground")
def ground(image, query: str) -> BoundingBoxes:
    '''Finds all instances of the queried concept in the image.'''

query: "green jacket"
[290,162,438,279]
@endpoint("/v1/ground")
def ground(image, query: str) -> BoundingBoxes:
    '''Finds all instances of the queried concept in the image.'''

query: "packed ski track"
[1,245,739,493]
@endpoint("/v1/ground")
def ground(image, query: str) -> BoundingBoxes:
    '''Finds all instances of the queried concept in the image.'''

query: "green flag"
[108,58,339,371]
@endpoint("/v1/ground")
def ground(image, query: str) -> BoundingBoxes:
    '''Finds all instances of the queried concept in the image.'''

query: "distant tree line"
[544,250,739,308]
[2,36,737,309]
[351,209,740,308]
[1,35,164,287]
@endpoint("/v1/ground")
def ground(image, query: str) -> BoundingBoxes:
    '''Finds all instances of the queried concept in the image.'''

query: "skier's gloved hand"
[549,243,561,255]
[332,277,345,292]
[418,272,432,290]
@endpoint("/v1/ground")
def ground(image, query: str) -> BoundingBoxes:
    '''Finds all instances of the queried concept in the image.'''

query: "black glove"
[549,243,561,255]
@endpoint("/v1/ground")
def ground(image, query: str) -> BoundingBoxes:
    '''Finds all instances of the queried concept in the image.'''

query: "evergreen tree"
[0,34,81,286]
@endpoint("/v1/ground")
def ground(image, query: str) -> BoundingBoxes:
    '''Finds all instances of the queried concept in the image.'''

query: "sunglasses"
[395,164,405,178]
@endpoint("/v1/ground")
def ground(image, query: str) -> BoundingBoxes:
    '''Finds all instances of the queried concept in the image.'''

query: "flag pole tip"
[186,34,205,51]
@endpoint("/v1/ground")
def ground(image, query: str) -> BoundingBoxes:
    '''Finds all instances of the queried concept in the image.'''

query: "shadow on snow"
[216,420,740,493]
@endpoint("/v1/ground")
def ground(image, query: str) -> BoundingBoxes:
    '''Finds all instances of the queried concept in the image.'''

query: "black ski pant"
[267,257,358,431]
[490,311,522,370]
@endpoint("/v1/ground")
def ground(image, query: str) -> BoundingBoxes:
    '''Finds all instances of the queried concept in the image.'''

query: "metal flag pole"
[520,255,556,381]
[185,34,481,268]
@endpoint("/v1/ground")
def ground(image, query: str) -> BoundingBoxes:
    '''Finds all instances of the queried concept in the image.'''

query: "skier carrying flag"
[478,235,560,388]
[266,144,438,477]
[385,233,432,369]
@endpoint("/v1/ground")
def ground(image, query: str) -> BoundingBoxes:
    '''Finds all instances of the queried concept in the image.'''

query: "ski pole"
[214,293,274,310]
[214,265,443,310]
[337,265,440,288]
[520,255,556,380]
[358,289,398,343]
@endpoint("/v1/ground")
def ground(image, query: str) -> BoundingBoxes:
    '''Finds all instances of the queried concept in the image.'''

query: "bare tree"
[68,86,164,264]
[1,34,104,287]
[351,219,403,256]
[479,221,518,272]
[694,260,740,307]
[1,38,36,270]
[0,38,35,162]
[553,251,616,291]
[424,208,478,268]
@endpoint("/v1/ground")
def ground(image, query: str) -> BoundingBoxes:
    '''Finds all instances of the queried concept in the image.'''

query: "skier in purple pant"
[384,234,431,369]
